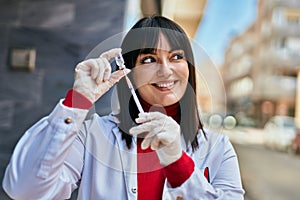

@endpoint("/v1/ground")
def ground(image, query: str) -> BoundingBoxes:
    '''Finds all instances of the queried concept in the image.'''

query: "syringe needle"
[115,53,144,114]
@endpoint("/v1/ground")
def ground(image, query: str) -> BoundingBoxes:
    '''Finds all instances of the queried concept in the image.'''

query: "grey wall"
[0,0,126,199]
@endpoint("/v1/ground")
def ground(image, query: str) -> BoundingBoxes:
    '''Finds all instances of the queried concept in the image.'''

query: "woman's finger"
[141,137,152,150]
[100,48,122,60]
[129,123,151,135]
[137,112,165,123]
[150,136,160,150]
[90,59,100,80]
[102,58,112,81]
[109,69,130,84]
[94,58,108,84]
[96,69,130,96]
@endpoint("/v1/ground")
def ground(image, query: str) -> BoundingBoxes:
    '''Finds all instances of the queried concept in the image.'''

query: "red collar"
[140,98,181,123]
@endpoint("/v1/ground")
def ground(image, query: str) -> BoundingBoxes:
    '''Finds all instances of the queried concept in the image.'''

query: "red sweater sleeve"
[163,152,195,188]
[63,89,93,109]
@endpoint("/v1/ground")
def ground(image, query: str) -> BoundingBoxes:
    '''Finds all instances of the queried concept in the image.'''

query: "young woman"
[3,16,244,199]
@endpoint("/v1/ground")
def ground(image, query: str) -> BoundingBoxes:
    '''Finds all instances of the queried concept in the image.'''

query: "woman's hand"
[73,48,130,103]
[129,112,183,166]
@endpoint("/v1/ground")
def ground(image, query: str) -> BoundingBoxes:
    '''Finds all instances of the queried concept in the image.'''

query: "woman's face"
[133,33,189,107]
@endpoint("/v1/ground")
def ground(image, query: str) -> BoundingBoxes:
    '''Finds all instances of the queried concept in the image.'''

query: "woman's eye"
[171,52,184,60]
[141,56,156,64]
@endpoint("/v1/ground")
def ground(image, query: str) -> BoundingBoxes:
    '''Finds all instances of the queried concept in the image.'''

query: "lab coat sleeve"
[162,136,245,200]
[2,99,89,200]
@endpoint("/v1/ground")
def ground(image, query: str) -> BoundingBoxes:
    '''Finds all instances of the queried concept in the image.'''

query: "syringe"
[115,53,144,114]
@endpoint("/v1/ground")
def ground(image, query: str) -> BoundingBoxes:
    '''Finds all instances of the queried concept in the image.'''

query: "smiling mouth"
[152,81,176,90]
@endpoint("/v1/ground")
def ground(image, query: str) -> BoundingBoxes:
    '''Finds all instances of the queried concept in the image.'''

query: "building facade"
[222,0,300,127]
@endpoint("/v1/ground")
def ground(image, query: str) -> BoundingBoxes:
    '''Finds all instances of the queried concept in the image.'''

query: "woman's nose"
[157,60,173,77]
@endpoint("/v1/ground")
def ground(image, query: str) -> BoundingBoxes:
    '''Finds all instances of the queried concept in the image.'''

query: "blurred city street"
[223,128,300,200]
[236,143,300,200]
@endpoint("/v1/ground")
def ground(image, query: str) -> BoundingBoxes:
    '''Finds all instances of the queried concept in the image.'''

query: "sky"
[194,0,258,66]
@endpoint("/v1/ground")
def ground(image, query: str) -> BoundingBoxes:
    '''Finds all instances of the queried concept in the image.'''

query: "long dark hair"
[116,16,205,151]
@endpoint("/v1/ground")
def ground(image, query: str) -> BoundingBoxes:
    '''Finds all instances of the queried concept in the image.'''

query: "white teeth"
[156,82,174,88]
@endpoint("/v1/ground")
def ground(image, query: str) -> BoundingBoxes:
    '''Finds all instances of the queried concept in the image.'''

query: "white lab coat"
[3,100,244,200]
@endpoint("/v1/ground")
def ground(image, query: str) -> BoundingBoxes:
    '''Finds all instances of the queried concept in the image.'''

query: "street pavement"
[235,143,300,200]
[224,127,300,200]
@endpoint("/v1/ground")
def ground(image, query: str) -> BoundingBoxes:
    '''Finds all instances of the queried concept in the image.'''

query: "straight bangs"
[121,25,194,70]
[120,27,160,69]
[138,28,194,65]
